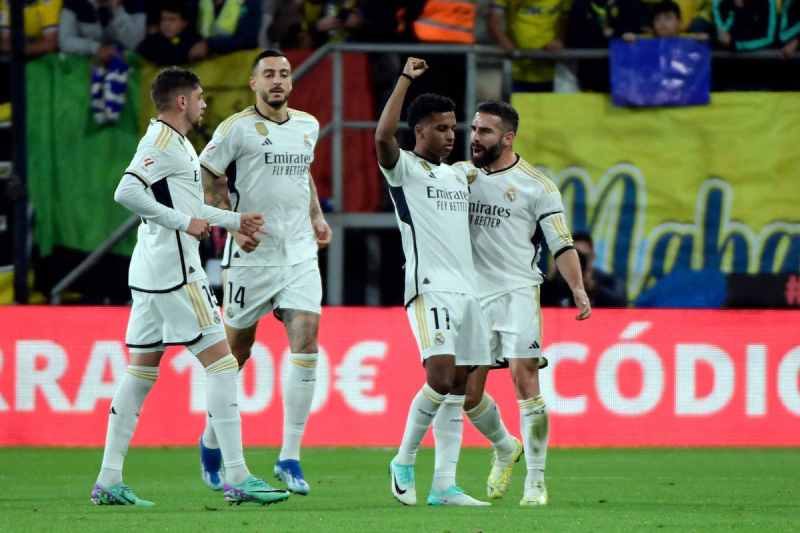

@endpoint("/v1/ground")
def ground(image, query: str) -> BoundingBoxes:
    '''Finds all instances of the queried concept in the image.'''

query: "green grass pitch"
[0,447,797,532]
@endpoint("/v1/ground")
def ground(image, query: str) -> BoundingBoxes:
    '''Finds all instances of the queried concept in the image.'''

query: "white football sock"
[465,393,515,458]
[432,394,465,491]
[279,353,318,461]
[97,365,158,487]
[396,383,445,465]
[206,354,250,484]
[519,395,548,484]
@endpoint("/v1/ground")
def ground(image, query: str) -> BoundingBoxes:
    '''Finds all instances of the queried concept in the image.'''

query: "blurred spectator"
[779,0,799,58]
[267,0,304,48]
[59,0,145,62]
[488,0,571,92]
[188,0,261,61]
[137,1,200,65]
[412,0,476,43]
[639,0,712,34]
[566,0,642,90]
[541,231,628,307]
[623,0,710,40]
[309,0,363,45]
[713,0,777,51]
[651,0,682,36]
[0,0,62,57]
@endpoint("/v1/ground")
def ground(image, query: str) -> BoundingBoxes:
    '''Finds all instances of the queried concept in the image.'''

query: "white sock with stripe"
[279,353,318,461]
[97,365,159,487]
[519,395,549,485]
[432,394,465,491]
[206,354,250,485]
[465,393,516,458]
[396,383,445,465]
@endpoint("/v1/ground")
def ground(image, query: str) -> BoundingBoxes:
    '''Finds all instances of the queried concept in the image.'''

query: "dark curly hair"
[407,93,456,130]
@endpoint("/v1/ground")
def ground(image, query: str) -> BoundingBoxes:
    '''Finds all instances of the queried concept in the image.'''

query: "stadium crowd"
[1,0,796,309]
[1,1,798,78]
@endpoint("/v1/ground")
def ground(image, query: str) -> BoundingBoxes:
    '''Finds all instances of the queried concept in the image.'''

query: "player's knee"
[426,374,454,395]
[463,391,482,411]
[511,362,539,396]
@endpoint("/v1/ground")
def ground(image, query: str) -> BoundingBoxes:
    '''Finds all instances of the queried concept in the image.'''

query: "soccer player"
[91,67,288,507]
[197,49,331,496]
[441,100,591,506]
[376,57,491,507]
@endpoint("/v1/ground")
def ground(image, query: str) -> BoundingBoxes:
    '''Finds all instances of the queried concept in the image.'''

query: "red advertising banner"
[1,307,799,447]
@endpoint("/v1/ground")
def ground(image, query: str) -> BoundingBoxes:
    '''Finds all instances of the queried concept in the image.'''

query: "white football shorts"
[406,291,491,367]
[125,278,224,351]
[480,286,543,364]
[222,258,322,330]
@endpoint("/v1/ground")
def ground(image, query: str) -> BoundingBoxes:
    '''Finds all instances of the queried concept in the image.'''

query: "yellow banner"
[512,93,800,301]
[138,50,257,140]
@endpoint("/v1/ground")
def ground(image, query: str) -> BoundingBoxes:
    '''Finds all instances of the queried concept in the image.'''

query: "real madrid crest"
[467,169,478,185]
[255,122,268,136]
[434,331,446,346]
[505,187,517,202]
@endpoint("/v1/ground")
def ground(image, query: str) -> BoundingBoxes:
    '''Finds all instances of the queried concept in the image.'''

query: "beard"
[260,90,287,110]
[471,141,502,168]
[188,111,203,128]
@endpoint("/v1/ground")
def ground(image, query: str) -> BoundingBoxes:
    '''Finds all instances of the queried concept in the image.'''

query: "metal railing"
[47,42,797,305]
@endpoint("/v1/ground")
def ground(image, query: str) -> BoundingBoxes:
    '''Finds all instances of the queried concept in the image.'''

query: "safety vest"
[413,0,476,44]
[198,0,242,38]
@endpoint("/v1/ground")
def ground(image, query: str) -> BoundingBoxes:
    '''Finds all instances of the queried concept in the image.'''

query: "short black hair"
[572,231,594,248]
[653,0,681,20]
[150,66,200,111]
[160,0,189,18]
[251,49,289,72]
[407,93,456,130]
[476,100,519,133]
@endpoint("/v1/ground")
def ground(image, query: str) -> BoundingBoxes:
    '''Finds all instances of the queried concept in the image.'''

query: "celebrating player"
[441,100,591,506]
[376,57,491,507]
[197,49,331,496]
[91,67,288,507]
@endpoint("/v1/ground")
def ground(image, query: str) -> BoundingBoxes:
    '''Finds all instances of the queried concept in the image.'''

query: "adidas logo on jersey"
[529,341,540,350]
[423,278,430,285]
[262,138,272,146]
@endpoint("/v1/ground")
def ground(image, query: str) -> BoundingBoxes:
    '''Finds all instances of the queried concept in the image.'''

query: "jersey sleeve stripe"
[519,161,558,192]
[154,126,169,149]
[537,210,563,223]
[553,245,575,260]
[156,129,173,150]
[125,171,150,188]
[200,162,225,178]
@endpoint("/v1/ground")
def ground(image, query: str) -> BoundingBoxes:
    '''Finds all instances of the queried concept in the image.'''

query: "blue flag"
[610,37,711,107]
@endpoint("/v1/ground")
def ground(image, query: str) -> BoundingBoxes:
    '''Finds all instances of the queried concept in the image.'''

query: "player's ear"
[503,130,515,147]
[248,76,257,92]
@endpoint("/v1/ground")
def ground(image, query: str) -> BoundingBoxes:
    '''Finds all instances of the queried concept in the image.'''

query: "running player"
[91,67,288,507]
[443,100,591,506]
[376,57,491,507]
[197,49,331,496]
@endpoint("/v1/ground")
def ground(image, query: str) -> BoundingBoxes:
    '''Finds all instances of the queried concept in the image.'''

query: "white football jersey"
[124,120,206,292]
[199,106,319,267]
[380,149,477,306]
[456,155,574,298]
